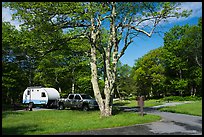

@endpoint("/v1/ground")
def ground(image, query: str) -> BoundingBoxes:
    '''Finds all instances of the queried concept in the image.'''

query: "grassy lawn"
[159,100,202,116]
[2,109,161,135]
[3,97,201,135]
[113,99,164,107]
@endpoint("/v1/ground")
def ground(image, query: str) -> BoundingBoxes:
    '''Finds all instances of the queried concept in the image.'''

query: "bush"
[162,96,183,101]
[128,96,137,100]
[162,96,202,101]
[183,96,202,101]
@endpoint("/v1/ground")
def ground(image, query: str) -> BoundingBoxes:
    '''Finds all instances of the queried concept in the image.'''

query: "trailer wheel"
[28,102,34,111]
[58,103,64,110]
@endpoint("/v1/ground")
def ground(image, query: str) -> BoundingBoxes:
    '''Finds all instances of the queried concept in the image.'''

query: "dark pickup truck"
[57,93,99,111]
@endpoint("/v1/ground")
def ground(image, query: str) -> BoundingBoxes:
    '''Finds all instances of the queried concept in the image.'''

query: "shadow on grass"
[112,105,160,115]
[2,111,24,119]
[113,102,130,106]
[2,104,27,111]
[2,124,44,135]
[112,106,139,115]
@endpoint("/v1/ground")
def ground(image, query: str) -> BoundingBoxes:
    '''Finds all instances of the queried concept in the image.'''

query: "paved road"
[53,102,202,135]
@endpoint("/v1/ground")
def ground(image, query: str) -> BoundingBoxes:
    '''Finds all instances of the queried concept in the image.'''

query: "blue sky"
[119,2,202,67]
[2,2,202,67]
[120,16,202,67]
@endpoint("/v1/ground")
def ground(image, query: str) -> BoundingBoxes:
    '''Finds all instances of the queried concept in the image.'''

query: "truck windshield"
[81,94,92,99]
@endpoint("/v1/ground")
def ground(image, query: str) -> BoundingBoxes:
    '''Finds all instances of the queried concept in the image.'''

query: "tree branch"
[117,28,133,60]
[195,55,202,68]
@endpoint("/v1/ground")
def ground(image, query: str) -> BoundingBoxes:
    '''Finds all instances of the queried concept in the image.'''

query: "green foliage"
[115,62,135,98]
[163,18,202,96]
[2,2,194,107]
[182,96,202,101]
[162,96,185,101]
[128,95,137,100]
[162,96,202,101]
[131,47,166,98]
[131,17,202,98]
[2,22,29,104]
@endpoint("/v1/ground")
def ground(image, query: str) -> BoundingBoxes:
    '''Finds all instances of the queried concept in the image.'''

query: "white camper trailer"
[23,87,60,108]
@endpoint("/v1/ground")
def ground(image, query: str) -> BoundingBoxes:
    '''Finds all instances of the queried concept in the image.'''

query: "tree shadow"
[112,106,139,115]
[2,124,45,135]
[113,102,130,106]
[2,111,46,135]
[2,111,24,119]
[2,104,28,111]
[112,106,159,115]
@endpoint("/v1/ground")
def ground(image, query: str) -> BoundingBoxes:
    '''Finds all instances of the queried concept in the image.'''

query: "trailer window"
[41,92,46,97]
[27,90,30,95]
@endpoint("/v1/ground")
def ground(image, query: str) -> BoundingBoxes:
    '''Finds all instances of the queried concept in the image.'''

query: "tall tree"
[163,18,202,96]
[2,22,29,104]
[131,47,166,98]
[115,62,134,99]
[4,2,191,117]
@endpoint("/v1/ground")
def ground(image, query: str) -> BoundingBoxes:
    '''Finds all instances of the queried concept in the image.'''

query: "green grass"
[143,99,164,107]
[2,110,161,135]
[113,99,164,107]
[159,100,202,116]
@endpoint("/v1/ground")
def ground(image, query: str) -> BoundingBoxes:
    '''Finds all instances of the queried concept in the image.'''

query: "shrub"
[183,96,202,101]
[162,96,202,101]
[128,96,137,100]
[162,96,184,101]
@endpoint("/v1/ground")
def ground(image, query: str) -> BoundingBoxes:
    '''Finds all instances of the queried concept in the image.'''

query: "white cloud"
[161,2,202,24]
[132,2,202,29]
[2,7,12,21]
[2,7,23,30]
[180,2,202,18]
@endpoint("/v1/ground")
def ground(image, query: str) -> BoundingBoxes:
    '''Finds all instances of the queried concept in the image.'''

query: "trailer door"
[24,89,31,103]
[40,91,48,104]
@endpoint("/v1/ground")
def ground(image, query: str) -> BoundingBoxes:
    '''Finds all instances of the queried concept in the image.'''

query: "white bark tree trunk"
[90,2,160,117]
[90,16,107,117]
[89,2,119,117]
[88,2,186,117]
[71,80,75,94]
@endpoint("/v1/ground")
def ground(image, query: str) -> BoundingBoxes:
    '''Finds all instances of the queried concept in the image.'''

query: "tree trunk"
[71,80,75,94]
[193,87,197,96]
[102,1,117,116]
[191,87,193,96]
[71,68,75,94]
[89,2,117,117]
[89,15,107,117]
[90,43,105,116]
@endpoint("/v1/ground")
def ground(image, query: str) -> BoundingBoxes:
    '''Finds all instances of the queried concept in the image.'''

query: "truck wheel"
[82,105,89,111]
[58,103,64,110]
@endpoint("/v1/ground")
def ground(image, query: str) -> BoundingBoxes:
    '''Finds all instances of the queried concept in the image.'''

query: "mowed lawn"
[113,99,164,107]
[159,100,202,116]
[114,99,202,116]
[2,109,161,135]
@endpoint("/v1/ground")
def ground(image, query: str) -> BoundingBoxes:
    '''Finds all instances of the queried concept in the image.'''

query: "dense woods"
[2,2,201,117]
